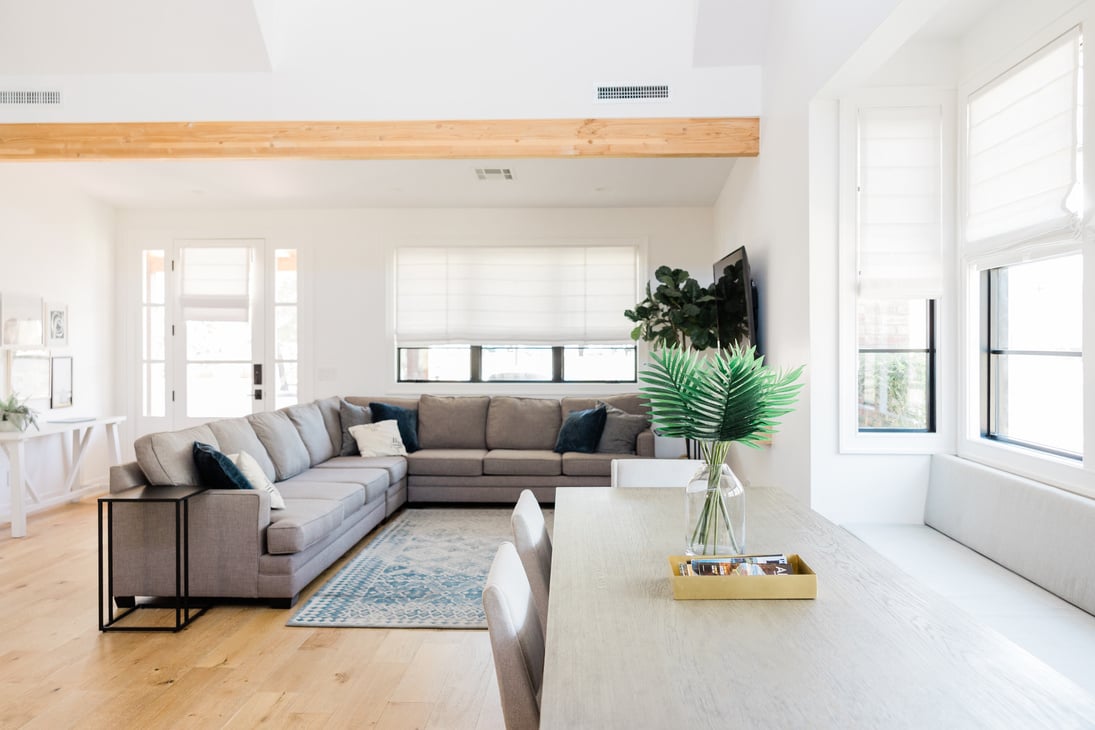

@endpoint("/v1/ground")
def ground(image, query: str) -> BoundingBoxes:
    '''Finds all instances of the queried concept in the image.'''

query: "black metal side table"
[98,485,208,632]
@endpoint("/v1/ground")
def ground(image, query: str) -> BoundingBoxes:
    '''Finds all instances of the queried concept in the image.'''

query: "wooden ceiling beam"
[0,117,759,161]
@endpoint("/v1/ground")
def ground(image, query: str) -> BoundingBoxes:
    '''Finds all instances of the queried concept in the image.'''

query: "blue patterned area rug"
[288,507,546,629]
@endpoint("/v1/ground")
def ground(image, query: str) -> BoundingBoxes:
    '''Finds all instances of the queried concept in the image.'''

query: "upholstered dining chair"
[611,458,704,488]
[511,489,552,631]
[484,541,545,730]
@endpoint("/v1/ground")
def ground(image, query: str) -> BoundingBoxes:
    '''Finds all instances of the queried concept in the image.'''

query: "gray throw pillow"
[339,399,372,456]
[597,402,650,454]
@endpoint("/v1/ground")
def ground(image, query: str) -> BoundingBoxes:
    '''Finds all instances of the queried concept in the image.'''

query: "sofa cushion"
[135,423,219,486]
[285,402,337,465]
[316,455,409,483]
[418,395,490,449]
[561,394,648,417]
[276,478,372,513]
[266,499,345,555]
[408,449,488,477]
[484,449,561,476]
[370,402,420,452]
[562,452,637,477]
[248,411,312,481]
[338,399,372,456]
[596,403,650,454]
[208,417,277,482]
[230,451,286,509]
[349,421,408,457]
[193,442,252,490]
[554,405,607,454]
[486,397,561,450]
[315,396,344,458]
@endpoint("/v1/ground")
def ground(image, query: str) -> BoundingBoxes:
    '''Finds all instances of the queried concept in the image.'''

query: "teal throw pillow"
[554,404,607,454]
[193,441,253,490]
[369,402,420,453]
[339,399,372,456]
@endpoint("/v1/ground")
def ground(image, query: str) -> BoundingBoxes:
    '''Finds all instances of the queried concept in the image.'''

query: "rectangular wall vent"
[0,90,62,105]
[475,168,514,181]
[596,84,669,101]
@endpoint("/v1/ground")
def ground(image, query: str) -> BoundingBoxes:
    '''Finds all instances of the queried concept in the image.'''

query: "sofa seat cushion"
[275,480,369,514]
[418,395,490,449]
[484,450,561,476]
[562,452,639,477]
[408,449,487,477]
[316,456,408,483]
[486,397,561,451]
[267,499,345,555]
[281,468,388,504]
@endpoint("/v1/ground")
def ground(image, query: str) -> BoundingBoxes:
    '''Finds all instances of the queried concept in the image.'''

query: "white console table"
[0,416,125,538]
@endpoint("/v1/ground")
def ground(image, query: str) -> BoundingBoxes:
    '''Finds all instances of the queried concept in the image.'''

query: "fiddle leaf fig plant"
[0,392,40,432]
[624,266,719,351]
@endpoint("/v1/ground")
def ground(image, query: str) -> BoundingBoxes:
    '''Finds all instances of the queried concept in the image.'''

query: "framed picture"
[0,292,45,348]
[45,302,68,348]
[51,356,73,408]
[10,350,51,402]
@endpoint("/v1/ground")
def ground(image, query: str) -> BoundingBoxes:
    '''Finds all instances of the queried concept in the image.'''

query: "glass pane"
[563,346,636,381]
[142,250,165,305]
[482,346,552,381]
[275,361,298,409]
[144,305,165,360]
[993,354,1082,455]
[186,320,251,361]
[186,363,251,418]
[857,299,929,349]
[858,352,930,429]
[275,249,298,304]
[275,306,298,361]
[144,362,165,418]
[399,346,471,382]
[993,254,1082,351]
[181,247,249,297]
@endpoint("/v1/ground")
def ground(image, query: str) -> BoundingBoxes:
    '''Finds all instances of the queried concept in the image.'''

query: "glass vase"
[685,442,745,556]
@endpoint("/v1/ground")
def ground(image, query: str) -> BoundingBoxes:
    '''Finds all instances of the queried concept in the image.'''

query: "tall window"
[853,103,944,434]
[965,27,1084,460]
[394,245,639,383]
[141,250,166,417]
[273,249,298,408]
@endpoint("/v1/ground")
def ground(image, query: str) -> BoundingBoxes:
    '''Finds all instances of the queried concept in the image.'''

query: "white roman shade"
[966,27,1081,251]
[395,245,638,345]
[857,104,944,299]
[180,247,251,321]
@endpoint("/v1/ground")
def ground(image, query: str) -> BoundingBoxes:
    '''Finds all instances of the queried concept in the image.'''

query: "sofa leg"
[271,594,299,609]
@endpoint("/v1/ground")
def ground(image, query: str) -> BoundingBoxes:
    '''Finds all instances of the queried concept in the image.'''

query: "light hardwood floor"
[0,500,505,729]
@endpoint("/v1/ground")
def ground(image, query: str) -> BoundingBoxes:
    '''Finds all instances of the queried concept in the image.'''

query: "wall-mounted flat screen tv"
[712,246,760,354]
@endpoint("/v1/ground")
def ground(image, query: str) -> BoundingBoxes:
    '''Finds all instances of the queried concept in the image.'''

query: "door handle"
[253,363,263,386]
[254,389,263,401]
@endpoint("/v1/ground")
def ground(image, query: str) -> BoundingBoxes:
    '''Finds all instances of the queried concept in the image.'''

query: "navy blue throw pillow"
[369,402,420,453]
[554,404,608,454]
[192,441,253,490]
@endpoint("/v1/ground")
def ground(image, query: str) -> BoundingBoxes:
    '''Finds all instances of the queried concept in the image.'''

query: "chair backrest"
[611,458,705,487]
[484,541,545,730]
[512,489,552,631]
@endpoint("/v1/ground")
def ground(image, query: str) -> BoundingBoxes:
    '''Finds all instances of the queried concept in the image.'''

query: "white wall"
[117,205,714,450]
[0,177,117,518]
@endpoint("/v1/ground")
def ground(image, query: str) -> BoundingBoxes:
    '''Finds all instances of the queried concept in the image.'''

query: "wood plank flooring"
[0,500,505,729]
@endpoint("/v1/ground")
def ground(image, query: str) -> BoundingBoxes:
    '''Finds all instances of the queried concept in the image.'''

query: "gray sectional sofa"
[108,393,651,607]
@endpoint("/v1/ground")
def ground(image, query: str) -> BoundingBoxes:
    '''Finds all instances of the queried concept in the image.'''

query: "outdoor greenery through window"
[398,345,636,383]
[857,299,935,431]
[984,255,1083,458]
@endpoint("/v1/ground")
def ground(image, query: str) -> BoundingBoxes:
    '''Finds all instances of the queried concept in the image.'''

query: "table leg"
[7,441,26,538]
[106,422,122,466]
[63,427,95,493]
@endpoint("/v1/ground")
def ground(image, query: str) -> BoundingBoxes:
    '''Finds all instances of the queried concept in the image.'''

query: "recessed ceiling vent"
[596,84,669,102]
[0,90,61,105]
[475,168,514,181]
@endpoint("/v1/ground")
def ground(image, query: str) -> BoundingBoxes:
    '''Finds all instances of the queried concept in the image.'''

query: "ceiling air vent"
[0,90,61,105]
[475,168,514,181]
[596,84,669,102]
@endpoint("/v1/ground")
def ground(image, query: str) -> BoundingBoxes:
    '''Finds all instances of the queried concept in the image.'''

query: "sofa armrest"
[109,461,148,494]
[636,428,655,458]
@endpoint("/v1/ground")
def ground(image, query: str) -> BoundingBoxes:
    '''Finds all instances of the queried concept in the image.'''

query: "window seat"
[846,454,1095,697]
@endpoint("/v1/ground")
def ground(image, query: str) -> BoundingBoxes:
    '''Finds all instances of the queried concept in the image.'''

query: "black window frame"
[397,344,638,384]
[856,299,937,434]
[982,266,1083,460]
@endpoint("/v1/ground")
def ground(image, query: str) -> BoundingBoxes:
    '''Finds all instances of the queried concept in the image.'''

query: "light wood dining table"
[540,486,1095,729]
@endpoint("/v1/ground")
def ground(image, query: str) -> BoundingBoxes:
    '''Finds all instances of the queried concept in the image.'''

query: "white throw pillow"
[349,420,408,457]
[229,451,286,509]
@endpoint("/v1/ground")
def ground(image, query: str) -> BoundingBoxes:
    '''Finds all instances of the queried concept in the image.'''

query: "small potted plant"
[0,392,40,432]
